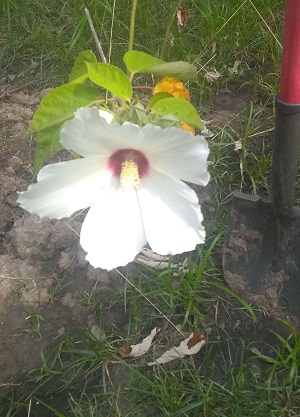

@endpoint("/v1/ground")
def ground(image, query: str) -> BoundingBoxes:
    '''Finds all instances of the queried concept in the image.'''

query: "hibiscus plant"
[18,4,210,270]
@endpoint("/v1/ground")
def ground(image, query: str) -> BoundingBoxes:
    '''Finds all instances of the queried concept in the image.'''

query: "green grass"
[1,246,299,416]
[1,0,299,416]
[1,0,284,98]
[1,270,300,416]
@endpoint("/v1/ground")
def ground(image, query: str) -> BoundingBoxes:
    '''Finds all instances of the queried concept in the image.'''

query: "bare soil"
[0,86,126,383]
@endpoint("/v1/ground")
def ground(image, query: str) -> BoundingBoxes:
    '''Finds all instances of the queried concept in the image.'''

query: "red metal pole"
[279,0,300,103]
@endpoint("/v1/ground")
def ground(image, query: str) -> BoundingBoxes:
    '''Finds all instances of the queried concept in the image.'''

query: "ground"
[0,84,299,416]
[0,86,125,382]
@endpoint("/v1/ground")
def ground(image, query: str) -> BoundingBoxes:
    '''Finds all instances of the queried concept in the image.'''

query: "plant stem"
[160,0,182,60]
[127,0,138,79]
[132,86,154,90]
[85,7,107,63]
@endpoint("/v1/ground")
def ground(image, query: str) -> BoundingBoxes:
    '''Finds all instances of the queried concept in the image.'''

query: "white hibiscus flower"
[18,107,210,270]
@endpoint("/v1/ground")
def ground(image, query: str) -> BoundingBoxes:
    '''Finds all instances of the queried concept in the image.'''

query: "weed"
[251,320,300,387]
[24,311,46,339]
[49,275,72,302]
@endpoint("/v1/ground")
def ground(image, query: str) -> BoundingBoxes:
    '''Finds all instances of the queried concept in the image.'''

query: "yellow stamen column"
[120,160,141,189]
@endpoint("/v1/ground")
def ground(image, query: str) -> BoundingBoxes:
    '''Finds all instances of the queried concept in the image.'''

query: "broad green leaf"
[69,50,97,83]
[149,62,197,82]
[124,51,197,82]
[29,83,101,133]
[87,63,132,101]
[29,83,101,170]
[158,114,180,129]
[149,91,173,107]
[123,51,165,73]
[34,127,62,172]
[128,103,148,125]
[152,97,203,128]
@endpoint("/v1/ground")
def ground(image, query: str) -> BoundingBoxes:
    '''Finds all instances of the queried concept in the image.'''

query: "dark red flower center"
[107,149,149,179]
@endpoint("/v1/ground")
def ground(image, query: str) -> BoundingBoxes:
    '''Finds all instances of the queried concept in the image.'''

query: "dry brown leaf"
[137,248,188,272]
[119,346,132,358]
[148,331,206,366]
[187,331,205,348]
[234,140,242,151]
[200,120,214,139]
[204,68,221,82]
[177,6,191,32]
[119,327,158,359]
[229,60,240,75]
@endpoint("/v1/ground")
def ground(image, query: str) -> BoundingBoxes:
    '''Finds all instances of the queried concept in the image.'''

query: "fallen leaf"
[119,327,158,358]
[187,331,205,348]
[137,248,188,272]
[119,346,132,358]
[177,6,191,32]
[204,68,221,82]
[234,140,242,151]
[148,331,205,366]
[229,60,240,75]
[200,120,214,138]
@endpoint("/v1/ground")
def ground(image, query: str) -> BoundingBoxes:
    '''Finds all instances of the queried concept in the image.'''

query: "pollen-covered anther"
[120,160,141,189]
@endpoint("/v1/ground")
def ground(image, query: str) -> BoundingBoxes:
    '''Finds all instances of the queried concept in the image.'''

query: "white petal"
[80,187,146,270]
[137,170,205,255]
[61,107,146,158]
[61,109,209,187]
[61,107,117,157]
[137,124,210,186]
[18,157,111,219]
[99,109,113,123]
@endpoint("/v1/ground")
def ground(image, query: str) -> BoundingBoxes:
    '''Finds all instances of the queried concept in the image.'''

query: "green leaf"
[152,97,203,128]
[87,63,132,101]
[149,91,173,107]
[69,50,97,83]
[128,103,148,125]
[158,114,180,129]
[29,83,101,133]
[34,127,62,172]
[29,83,101,170]
[123,51,165,73]
[148,61,197,82]
[123,51,197,82]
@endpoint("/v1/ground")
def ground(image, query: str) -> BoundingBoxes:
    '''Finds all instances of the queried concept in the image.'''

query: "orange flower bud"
[180,123,195,135]
[153,77,191,102]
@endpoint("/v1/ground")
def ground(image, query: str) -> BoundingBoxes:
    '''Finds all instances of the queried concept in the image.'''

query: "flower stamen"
[120,160,140,189]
